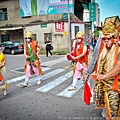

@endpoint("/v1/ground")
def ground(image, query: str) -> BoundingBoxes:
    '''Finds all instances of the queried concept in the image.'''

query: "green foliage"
[52,51,68,55]
[41,50,46,55]
[94,29,100,36]
[28,47,36,62]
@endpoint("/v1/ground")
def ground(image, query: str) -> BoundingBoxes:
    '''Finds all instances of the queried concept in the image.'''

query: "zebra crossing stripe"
[7,67,51,84]
[8,57,66,84]
[57,79,84,98]
[35,71,72,92]
[90,88,94,102]
[7,75,25,84]
[15,69,65,87]
[41,56,67,67]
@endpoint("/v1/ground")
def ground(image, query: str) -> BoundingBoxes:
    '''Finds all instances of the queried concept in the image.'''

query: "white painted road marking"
[8,67,51,84]
[7,75,25,84]
[41,56,67,67]
[57,79,84,98]
[6,55,94,99]
[36,71,72,92]
[11,66,51,73]
[15,69,65,87]
[90,88,94,102]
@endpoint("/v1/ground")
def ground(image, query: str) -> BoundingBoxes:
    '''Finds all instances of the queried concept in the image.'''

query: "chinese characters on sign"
[89,2,96,21]
[19,0,74,17]
[47,4,73,14]
[55,22,64,32]
[55,5,69,13]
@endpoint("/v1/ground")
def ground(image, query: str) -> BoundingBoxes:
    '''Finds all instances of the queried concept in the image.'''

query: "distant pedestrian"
[91,37,97,50]
[44,37,53,58]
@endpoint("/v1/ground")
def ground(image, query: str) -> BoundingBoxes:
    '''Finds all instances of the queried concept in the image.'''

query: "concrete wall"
[24,22,69,51]
[0,0,86,51]
[71,23,85,39]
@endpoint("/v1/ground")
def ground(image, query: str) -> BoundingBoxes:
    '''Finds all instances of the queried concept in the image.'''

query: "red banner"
[55,22,64,32]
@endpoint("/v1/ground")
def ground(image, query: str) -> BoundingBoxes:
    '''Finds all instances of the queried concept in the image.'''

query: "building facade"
[0,0,91,51]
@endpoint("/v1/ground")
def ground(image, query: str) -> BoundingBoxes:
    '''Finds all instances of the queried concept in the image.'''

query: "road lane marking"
[11,56,67,73]
[41,56,67,67]
[15,69,65,87]
[35,71,72,92]
[8,67,51,84]
[90,88,94,102]
[57,79,84,98]
[11,66,51,73]
[7,75,25,84]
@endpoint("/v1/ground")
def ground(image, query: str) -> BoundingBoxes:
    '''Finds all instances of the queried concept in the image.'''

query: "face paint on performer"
[25,37,31,42]
[77,38,82,43]
[105,38,114,49]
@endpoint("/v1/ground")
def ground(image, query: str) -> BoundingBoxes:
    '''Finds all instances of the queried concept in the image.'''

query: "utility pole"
[68,0,71,52]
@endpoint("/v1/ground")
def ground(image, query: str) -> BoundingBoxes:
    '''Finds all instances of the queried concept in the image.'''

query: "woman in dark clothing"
[44,37,53,58]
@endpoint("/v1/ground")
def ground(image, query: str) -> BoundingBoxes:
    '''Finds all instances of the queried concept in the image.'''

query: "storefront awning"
[0,26,23,31]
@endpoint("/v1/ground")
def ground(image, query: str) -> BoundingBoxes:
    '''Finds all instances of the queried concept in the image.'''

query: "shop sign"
[63,31,68,36]
[41,24,47,28]
[89,2,96,21]
[55,22,64,32]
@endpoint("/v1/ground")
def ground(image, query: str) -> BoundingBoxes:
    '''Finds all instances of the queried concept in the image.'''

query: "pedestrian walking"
[91,16,120,119]
[0,47,8,95]
[68,31,89,91]
[91,37,97,50]
[44,37,53,58]
[20,31,44,87]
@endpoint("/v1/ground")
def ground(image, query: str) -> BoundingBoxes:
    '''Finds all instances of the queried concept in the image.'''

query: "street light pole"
[68,0,71,52]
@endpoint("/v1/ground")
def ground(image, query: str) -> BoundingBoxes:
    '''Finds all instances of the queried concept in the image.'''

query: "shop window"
[33,34,37,40]
[1,34,9,42]
[0,8,8,21]
[75,26,79,36]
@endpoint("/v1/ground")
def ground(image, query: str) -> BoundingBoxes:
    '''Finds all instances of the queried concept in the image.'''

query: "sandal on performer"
[3,89,7,96]
[20,83,28,87]
[68,86,76,91]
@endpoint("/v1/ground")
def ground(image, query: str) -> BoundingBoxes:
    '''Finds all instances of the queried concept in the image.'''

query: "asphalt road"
[0,54,105,120]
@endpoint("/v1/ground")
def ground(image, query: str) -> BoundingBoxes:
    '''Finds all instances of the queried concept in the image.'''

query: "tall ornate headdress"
[102,16,120,38]
[25,31,33,38]
[76,31,84,38]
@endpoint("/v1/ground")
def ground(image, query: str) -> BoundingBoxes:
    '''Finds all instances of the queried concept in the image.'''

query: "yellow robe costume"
[0,53,8,91]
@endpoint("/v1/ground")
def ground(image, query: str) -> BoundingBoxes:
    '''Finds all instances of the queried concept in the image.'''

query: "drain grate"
[14,68,24,73]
